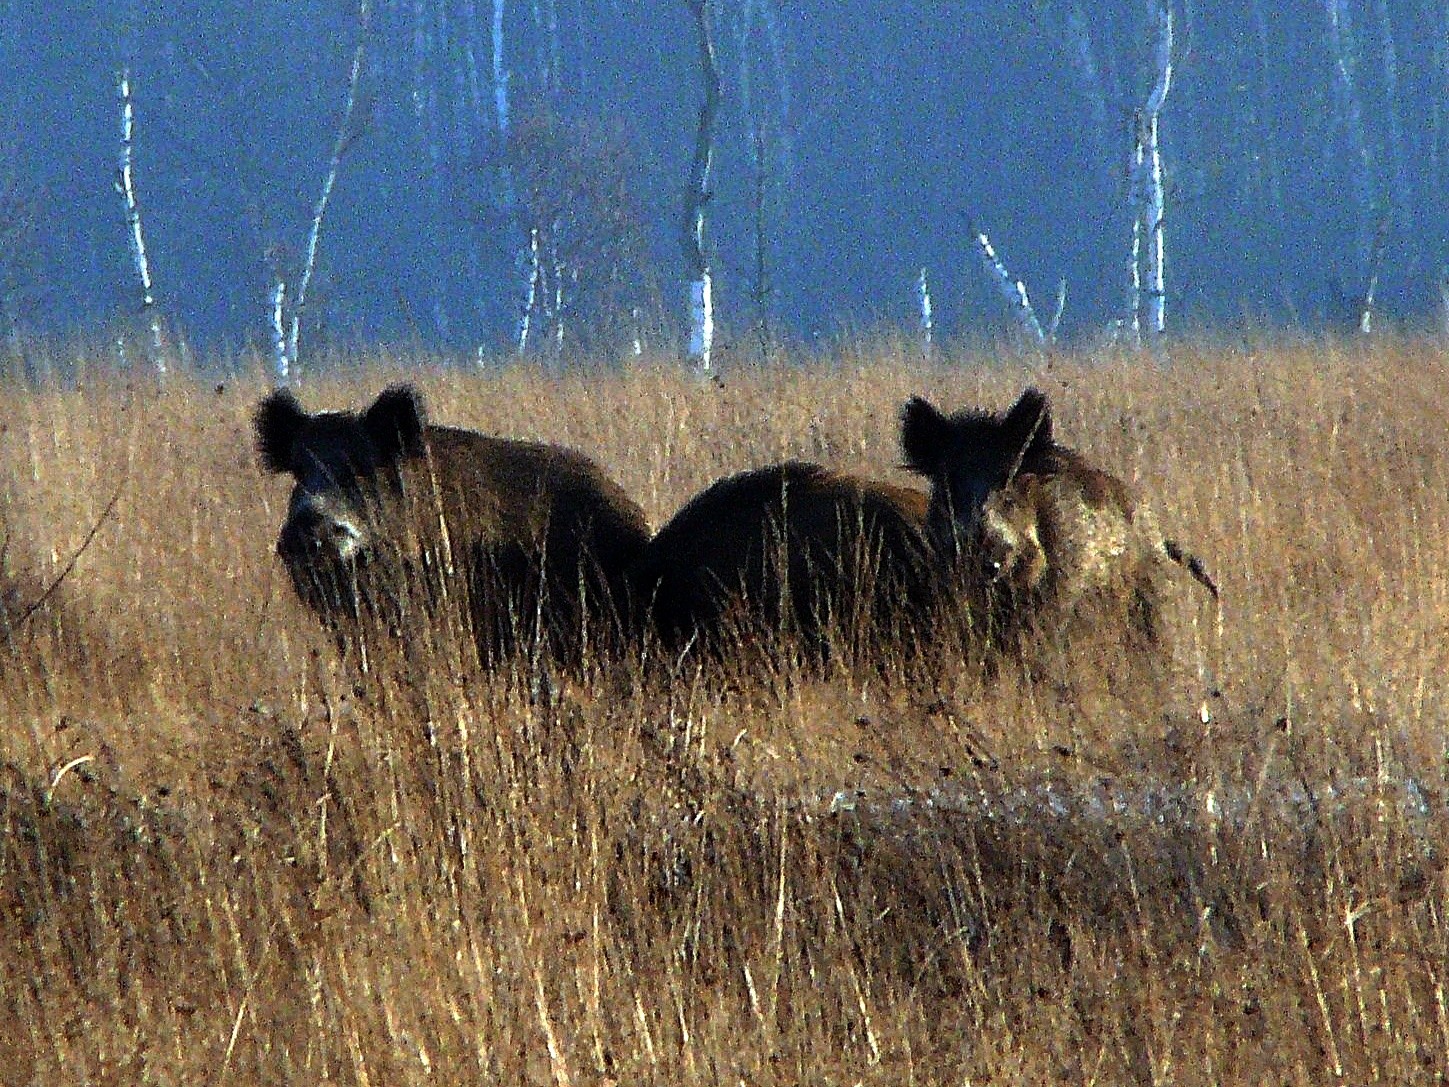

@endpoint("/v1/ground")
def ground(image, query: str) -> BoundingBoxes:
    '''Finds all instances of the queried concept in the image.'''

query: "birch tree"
[970,221,1045,345]
[917,267,933,356]
[735,0,792,356]
[1325,0,1376,273]
[1371,0,1407,223]
[683,0,720,375]
[275,0,371,382]
[508,107,651,355]
[1127,0,1172,343]
[115,69,165,374]
[750,125,773,359]
[1057,0,1117,185]
[518,225,541,353]
[492,0,511,139]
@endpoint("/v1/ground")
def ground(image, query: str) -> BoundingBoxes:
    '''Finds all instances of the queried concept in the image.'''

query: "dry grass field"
[0,336,1446,1084]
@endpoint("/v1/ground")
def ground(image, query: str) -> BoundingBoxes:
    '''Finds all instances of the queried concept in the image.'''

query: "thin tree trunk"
[1143,110,1167,336]
[1325,0,1376,270]
[492,0,509,139]
[1061,1,1114,184]
[289,1,370,369]
[682,0,720,375]
[115,69,165,374]
[1371,0,1407,223]
[917,267,933,356]
[1127,1,1172,342]
[270,277,288,382]
[1356,217,1389,333]
[751,124,772,360]
[1142,1,1172,338]
[1127,113,1143,346]
[970,222,1044,345]
[518,225,541,354]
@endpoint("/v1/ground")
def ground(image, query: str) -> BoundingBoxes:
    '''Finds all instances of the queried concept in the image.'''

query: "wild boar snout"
[279,496,364,562]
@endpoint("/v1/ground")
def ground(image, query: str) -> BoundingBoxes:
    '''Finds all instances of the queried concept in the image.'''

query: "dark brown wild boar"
[254,384,650,666]
[631,461,933,665]
[900,388,1217,658]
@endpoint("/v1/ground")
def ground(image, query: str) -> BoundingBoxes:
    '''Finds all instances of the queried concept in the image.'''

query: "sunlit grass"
[0,334,1446,1084]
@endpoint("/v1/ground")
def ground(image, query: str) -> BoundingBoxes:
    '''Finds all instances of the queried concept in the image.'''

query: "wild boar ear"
[254,387,308,475]
[1003,387,1052,457]
[900,396,950,476]
[364,384,427,461]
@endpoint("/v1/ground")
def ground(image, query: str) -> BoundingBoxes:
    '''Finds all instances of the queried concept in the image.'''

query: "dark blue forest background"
[1,0,1444,354]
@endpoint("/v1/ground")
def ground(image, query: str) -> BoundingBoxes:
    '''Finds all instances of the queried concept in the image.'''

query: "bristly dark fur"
[631,461,933,664]
[254,384,650,669]
[901,387,1219,671]
[254,387,308,475]
[901,388,1057,481]
[361,384,427,461]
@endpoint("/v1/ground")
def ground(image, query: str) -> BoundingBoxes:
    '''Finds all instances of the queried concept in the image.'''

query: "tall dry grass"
[0,337,1446,1085]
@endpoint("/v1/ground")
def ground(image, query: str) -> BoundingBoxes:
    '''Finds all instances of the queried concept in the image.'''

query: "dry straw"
[0,336,1445,1084]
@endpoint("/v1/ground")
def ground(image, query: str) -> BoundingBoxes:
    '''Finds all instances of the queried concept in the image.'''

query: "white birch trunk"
[971,225,1044,344]
[1358,219,1389,334]
[270,277,288,383]
[518,225,540,354]
[1048,278,1067,342]
[1127,117,1144,347]
[1142,2,1172,338]
[1143,112,1167,336]
[917,267,933,355]
[492,0,509,139]
[115,69,165,375]
[687,274,713,367]
[552,256,567,351]
[683,0,721,375]
[289,1,370,369]
[1127,1,1172,342]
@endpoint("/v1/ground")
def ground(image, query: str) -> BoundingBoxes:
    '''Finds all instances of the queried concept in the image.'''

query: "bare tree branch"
[969,220,1045,345]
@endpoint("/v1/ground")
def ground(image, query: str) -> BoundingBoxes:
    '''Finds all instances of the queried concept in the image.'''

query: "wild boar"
[631,461,933,666]
[255,383,650,667]
[900,387,1217,659]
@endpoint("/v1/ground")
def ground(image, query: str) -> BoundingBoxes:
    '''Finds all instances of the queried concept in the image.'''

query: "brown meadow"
[0,336,1447,1085]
